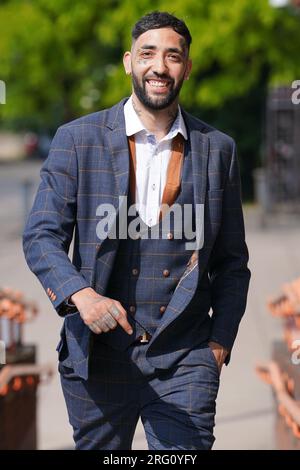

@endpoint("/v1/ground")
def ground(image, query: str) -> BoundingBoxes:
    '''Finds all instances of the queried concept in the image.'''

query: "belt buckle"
[140,331,151,343]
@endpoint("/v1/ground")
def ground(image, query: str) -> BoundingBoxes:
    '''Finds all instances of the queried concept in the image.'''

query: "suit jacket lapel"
[105,98,130,201]
[182,109,209,208]
[91,99,130,290]
[104,101,209,207]
[182,109,209,251]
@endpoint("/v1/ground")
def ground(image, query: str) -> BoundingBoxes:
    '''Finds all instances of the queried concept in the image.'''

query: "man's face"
[123,28,192,110]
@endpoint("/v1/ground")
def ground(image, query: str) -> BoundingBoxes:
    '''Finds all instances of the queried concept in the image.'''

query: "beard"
[131,71,184,110]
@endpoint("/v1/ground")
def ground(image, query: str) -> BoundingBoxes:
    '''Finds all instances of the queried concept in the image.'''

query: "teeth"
[148,80,168,87]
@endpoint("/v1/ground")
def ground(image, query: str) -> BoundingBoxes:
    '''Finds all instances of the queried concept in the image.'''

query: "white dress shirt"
[124,96,187,227]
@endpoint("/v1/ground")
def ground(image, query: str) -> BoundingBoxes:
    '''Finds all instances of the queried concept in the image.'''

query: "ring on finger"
[104,314,117,329]
[108,305,120,319]
[93,319,105,330]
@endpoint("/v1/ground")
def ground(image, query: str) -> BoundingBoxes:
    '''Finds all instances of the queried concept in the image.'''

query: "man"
[23,11,250,450]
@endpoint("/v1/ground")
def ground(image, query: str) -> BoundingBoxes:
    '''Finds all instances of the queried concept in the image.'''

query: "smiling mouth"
[146,79,171,91]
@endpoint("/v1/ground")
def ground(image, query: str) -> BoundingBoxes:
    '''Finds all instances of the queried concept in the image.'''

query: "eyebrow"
[139,45,184,55]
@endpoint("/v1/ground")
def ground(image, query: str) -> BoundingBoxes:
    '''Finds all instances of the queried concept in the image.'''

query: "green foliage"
[0,0,124,129]
[1,0,300,128]
[0,0,300,197]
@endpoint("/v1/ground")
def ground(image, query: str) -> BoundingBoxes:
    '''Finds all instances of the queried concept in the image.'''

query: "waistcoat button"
[167,232,173,240]
[159,306,166,314]
[163,269,170,277]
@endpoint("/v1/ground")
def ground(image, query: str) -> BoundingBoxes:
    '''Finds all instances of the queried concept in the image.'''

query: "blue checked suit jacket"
[23,98,250,379]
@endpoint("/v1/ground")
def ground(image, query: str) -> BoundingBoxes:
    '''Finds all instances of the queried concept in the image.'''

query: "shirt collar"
[124,95,187,141]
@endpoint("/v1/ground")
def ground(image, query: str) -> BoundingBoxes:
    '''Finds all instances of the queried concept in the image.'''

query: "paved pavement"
[1,159,299,449]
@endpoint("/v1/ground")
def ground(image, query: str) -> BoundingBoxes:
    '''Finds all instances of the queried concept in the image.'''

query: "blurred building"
[265,86,300,208]
[254,85,300,216]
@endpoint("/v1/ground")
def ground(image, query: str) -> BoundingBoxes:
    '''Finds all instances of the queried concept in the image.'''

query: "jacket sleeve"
[22,125,90,316]
[208,139,251,365]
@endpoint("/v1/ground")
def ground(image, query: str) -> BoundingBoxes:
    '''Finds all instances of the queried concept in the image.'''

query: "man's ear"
[184,59,192,80]
[123,51,132,75]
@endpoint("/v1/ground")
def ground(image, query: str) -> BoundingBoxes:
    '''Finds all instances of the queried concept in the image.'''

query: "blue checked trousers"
[59,338,220,450]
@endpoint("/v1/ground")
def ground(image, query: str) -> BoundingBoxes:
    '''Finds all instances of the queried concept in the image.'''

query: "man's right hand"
[70,287,133,336]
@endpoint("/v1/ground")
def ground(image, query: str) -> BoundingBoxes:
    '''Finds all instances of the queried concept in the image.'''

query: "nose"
[152,54,168,75]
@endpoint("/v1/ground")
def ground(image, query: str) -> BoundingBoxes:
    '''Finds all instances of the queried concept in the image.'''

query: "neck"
[132,93,179,141]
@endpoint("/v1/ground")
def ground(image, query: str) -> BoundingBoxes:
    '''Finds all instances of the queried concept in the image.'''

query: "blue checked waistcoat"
[100,144,198,352]
[23,98,251,380]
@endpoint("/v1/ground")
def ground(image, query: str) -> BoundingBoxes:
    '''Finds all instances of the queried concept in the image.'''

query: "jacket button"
[160,306,166,314]
[167,232,173,240]
[96,244,101,250]
[163,269,170,277]
[129,305,136,313]
[132,268,139,276]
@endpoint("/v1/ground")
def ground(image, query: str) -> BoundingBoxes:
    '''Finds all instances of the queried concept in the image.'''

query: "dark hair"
[132,11,192,49]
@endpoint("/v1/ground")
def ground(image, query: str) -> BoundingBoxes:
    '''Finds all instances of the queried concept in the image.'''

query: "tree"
[1,0,300,197]
[0,0,123,130]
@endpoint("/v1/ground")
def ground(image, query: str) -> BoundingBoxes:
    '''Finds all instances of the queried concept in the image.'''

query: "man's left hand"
[208,341,229,374]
